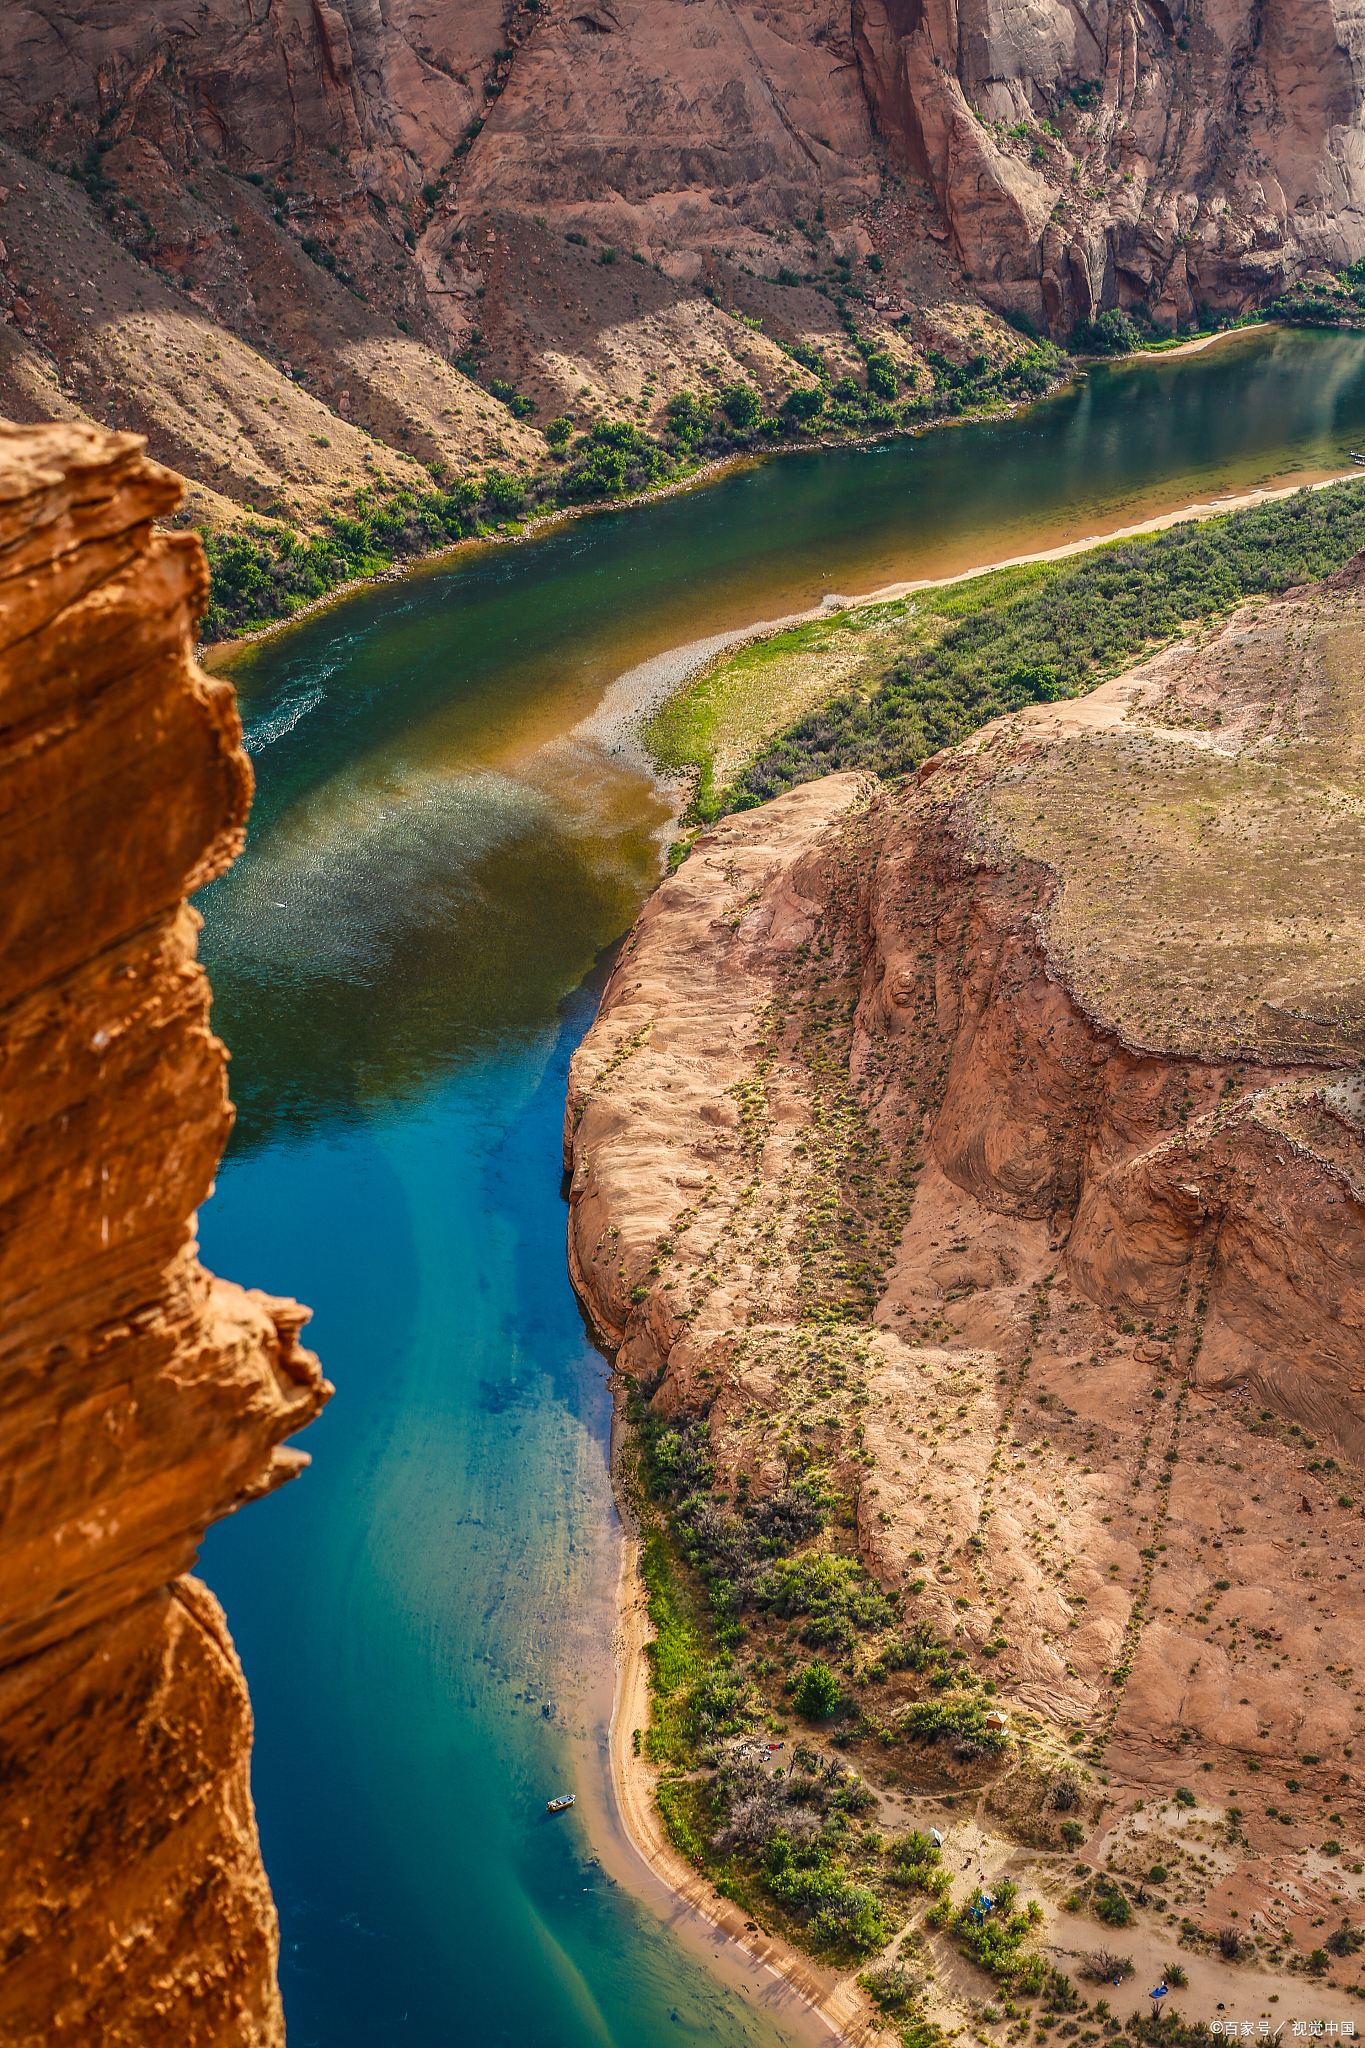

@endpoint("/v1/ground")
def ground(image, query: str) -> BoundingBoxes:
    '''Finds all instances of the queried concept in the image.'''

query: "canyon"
[0,423,330,2044]
[0,4,1362,535]
[567,563,1365,2001]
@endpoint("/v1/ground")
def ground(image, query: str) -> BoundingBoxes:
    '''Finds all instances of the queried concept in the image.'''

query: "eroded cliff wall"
[4,0,1361,343]
[0,423,331,2045]
[0,0,1358,525]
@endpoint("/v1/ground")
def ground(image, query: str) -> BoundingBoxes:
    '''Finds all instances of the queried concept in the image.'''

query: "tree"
[1072,308,1140,355]
[720,381,762,429]
[783,385,825,423]
[865,350,897,400]
[793,1660,842,1719]
[546,415,574,453]
[482,470,525,516]
[666,391,712,445]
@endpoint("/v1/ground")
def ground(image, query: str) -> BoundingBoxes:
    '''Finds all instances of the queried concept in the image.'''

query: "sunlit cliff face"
[0,423,329,2046]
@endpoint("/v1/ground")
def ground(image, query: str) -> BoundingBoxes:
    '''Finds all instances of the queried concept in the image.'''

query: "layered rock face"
[0,0,1361,389]
[854,0,1365,329]
[567,575,1365,1870]
[0,423,330,2044]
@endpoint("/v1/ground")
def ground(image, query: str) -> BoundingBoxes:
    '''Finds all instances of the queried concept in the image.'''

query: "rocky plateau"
[568,561,1365,1998]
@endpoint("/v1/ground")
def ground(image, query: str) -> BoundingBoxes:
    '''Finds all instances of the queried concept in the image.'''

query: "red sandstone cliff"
[0,423,331,2045]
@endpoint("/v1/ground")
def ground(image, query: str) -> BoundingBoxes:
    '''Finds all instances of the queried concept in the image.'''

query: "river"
[196,325,1365,2047]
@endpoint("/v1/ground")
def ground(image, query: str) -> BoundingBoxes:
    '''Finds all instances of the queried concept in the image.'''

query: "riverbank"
[196,323,1324,672]
[197,367,1083,666]
[599,1400,880,2048]
[584,463,1365,817]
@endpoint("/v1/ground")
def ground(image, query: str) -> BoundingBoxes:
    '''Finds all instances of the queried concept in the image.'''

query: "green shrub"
[890,1830,951,1895]
[546,414,574,451]
[1061,1819,1085,1848]
[953,1882,1043,1986]
[558,419,674,500]
[489,377,534,419]
[755,1551,892,1649]
[1072,308,1141,355]
[1044,1969,1079,2012]
[793,1660,842,1720]
[482,469,526,516]
[903,1697,1008,1756]
[884,1621,951,1674]
[665,391,712,445]
[720,381,762,429]
[1094,1878,1134,1927]
[764,1835,887,1952]
[783,384,825,423]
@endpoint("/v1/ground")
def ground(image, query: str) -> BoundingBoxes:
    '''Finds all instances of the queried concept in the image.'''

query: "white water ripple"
[243,678,328,755]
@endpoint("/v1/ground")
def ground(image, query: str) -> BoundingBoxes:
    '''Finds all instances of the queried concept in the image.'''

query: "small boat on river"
[546,1793,575,1814]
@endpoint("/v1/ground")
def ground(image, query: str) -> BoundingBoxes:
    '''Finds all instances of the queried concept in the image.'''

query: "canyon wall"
[0,422,330,2044]
[0,0,1359,508]
[853,0,1365,331]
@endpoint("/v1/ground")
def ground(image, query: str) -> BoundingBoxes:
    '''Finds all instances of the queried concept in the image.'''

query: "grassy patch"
[655,1774,717,1865]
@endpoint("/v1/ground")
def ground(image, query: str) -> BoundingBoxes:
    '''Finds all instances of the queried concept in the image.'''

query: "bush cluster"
[709,1739,886,1949]
[902,1696,1009,1759]
[1268,258,1365,330]
[201,324,1068,639]
[952,1879,1046,1988]
[756,1551,894,1651]
[1072,309,1143,355]
[888,1830,952,1898]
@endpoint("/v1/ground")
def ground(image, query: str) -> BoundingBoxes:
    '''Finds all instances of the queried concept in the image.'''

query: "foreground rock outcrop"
[0,423,331,2044]
[568,568,1365,1941]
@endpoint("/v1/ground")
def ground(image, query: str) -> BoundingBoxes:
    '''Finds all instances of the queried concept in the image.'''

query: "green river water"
[196,326,1365,2047]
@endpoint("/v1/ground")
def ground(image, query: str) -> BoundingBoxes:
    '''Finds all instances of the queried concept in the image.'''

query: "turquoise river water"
[197,327,1365,2047]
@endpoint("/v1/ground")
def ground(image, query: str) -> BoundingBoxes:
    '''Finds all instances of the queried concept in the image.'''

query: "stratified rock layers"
[2,0,1363,343]
[0,423,331,2046]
